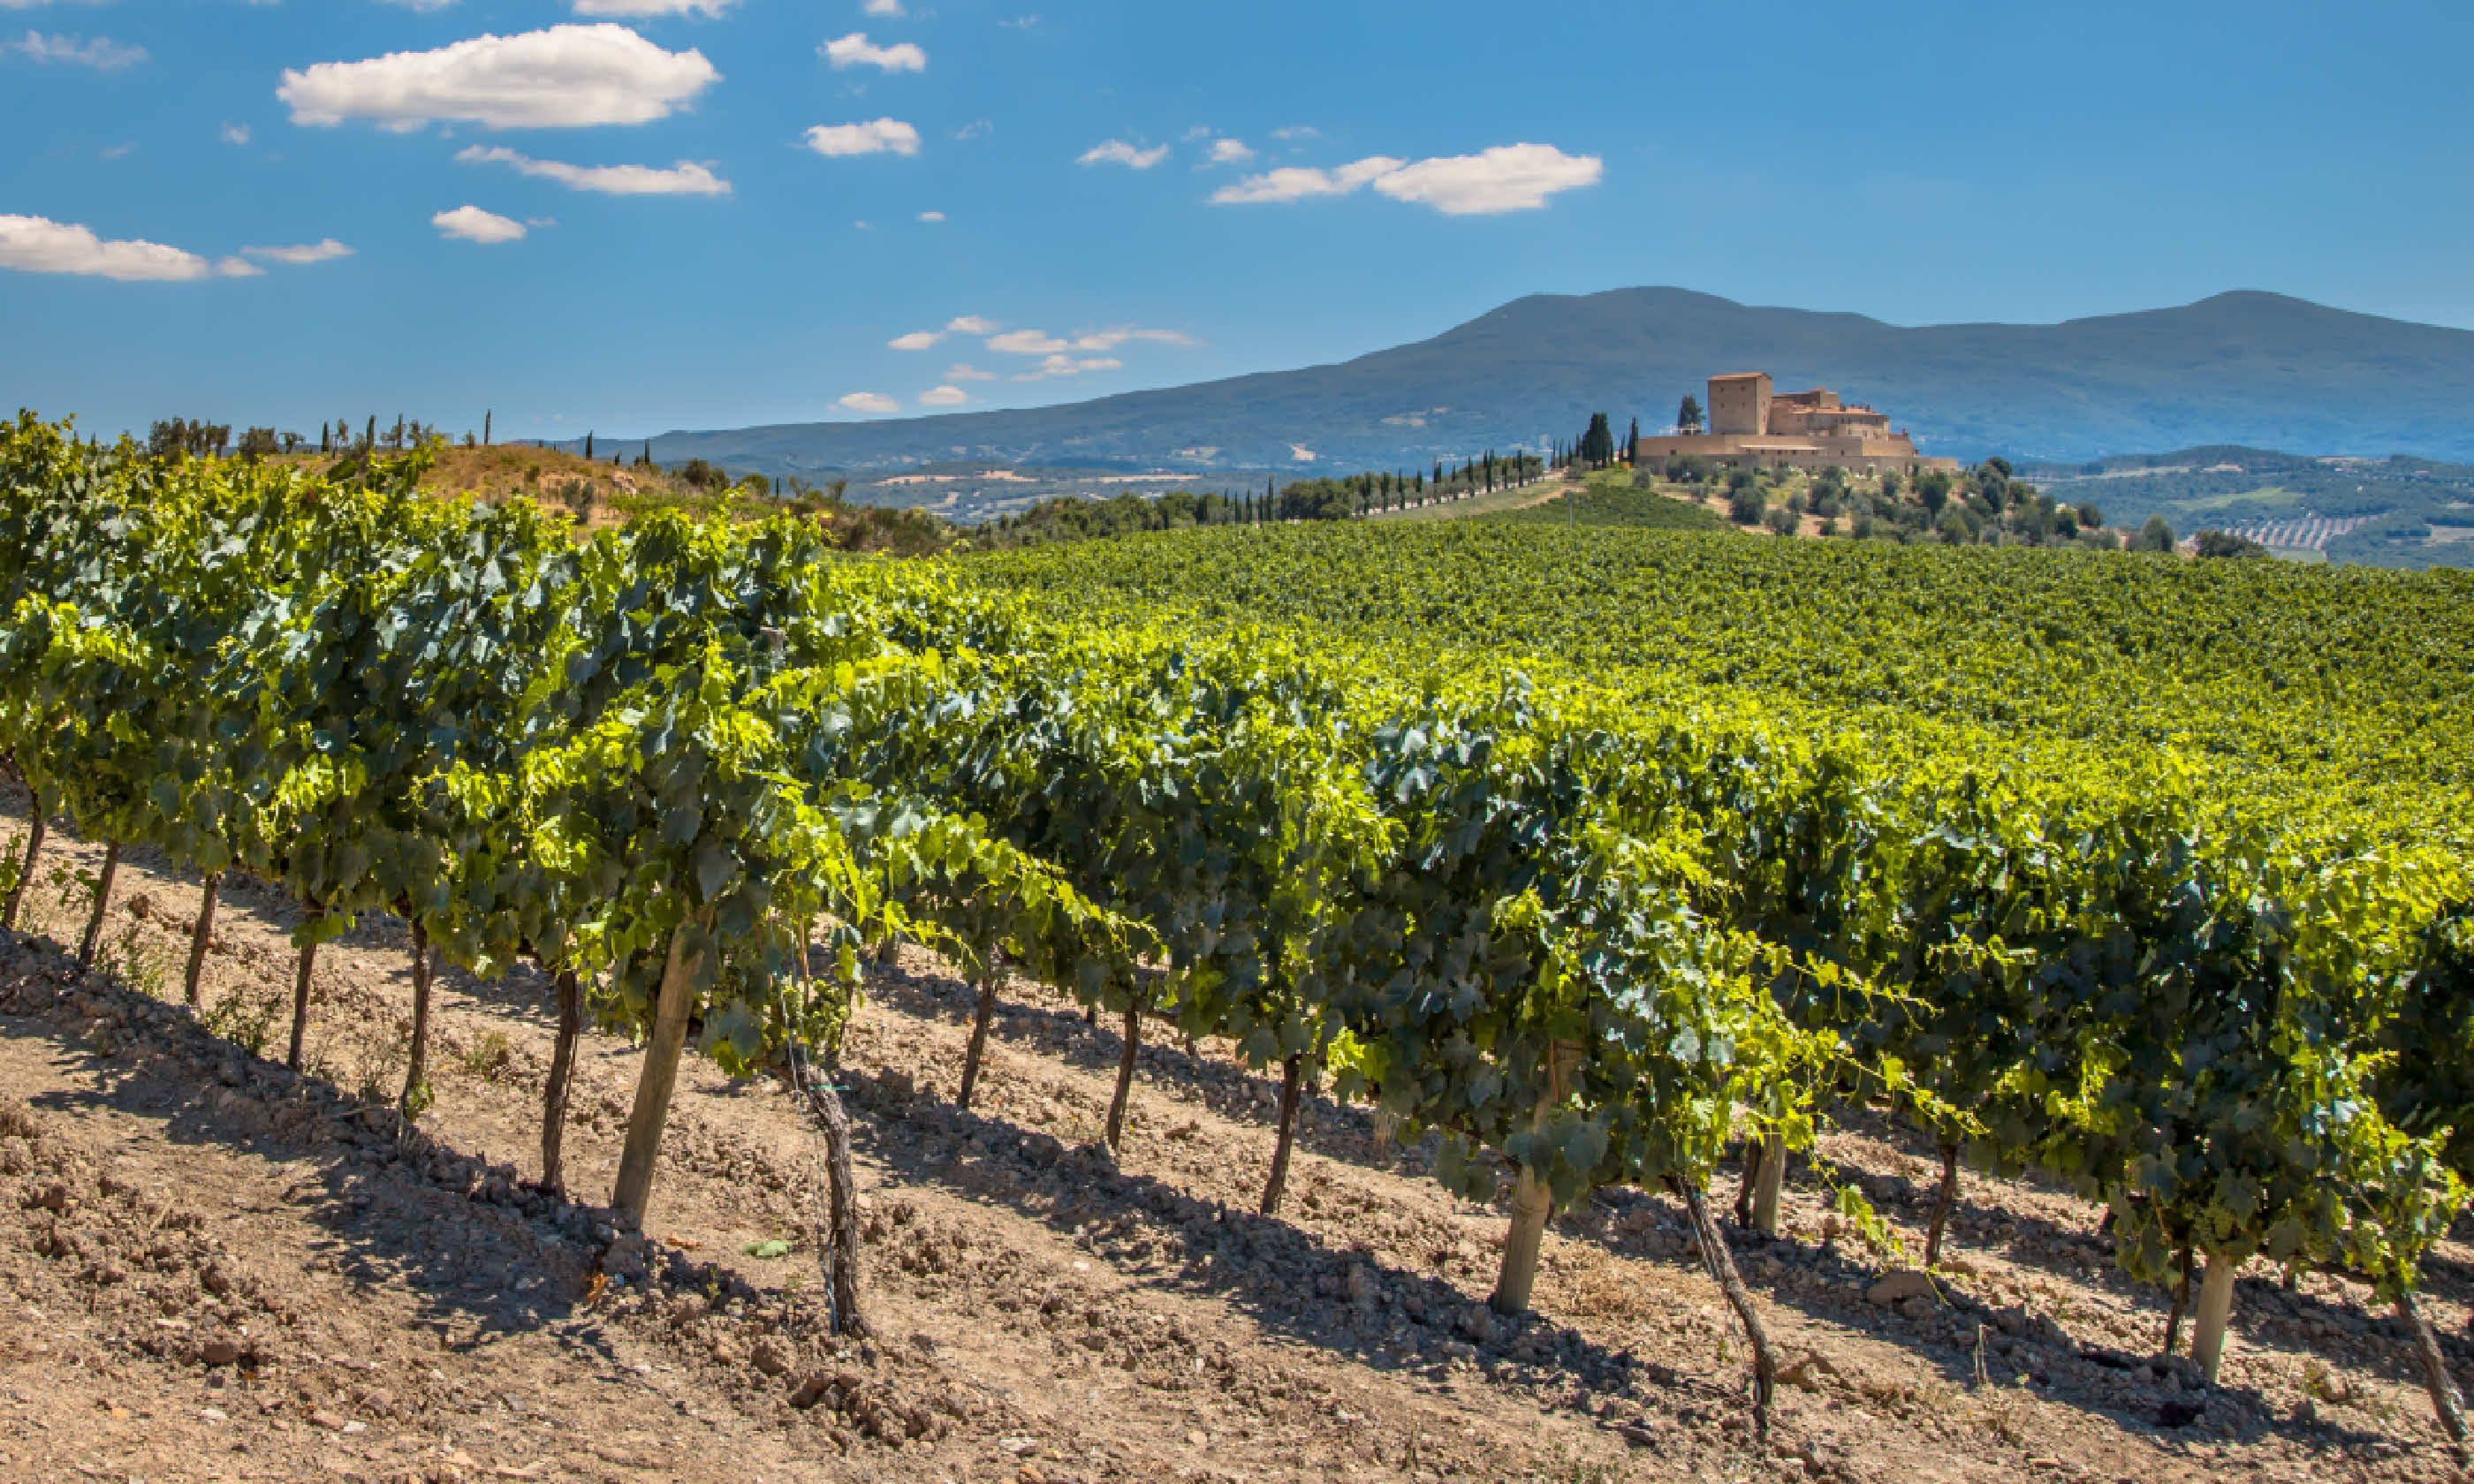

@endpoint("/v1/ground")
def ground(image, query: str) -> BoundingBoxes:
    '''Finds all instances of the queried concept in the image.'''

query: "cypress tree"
[642,438,652,467]
[320,422,330,455]
[364,415,376,452]
[585,432,595,460]
[484,410,492,446]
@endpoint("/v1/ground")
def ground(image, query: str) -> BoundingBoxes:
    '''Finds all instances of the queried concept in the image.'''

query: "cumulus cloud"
[432,205,527,243]
[220,123,252,146]
[3,31,148,71]
[0,214,211,281]
[571,0,736,14]
[1370,143,1603,215]
[917,385,968,406]
[823,32,925,72]
[1015,354,1121,381]
[887,329,940,351]
[279,25,719,132]
[802,117,918,156]
[1077,139,1166,170]
[988,325,1196,356]
[945,362,996,382]
[1209,156,1404,205]
[917,209,944,222]
[838,391,900,414]
[241,238,354,265]
[1210,143,1599,215]
[455,144,729,195]
[984,329,1068,355]
[945,314,997,335]
[863,0,905,14]
[1207,138,1255,165]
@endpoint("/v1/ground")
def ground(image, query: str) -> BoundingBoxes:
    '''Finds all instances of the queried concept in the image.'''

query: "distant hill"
[2029,445,2474,571]
[618,288,2474,482]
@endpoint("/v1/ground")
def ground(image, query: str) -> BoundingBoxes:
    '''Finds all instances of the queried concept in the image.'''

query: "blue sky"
[4,0,2471,443]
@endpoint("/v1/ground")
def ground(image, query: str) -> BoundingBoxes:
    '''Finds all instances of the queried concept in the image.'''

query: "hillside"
[620,289,2474,480]
[2024,445,2474,569]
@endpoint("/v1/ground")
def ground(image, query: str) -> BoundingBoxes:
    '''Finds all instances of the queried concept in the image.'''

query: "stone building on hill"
[1635,372,1962,476]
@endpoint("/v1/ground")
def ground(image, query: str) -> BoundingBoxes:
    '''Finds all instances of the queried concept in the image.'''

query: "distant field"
[964,518,2474,829]
[1485,476,1729,532]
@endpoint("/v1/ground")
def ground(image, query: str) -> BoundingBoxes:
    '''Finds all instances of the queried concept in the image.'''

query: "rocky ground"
[0,802,2465,1484]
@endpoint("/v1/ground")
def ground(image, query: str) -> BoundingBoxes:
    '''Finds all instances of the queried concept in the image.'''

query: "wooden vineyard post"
[2190,1253,2239,1383]
[1491,1040,1580,1316]
[1259,1053,1304,1215]
[612,918,710,1226]
[1752,1139,1786,1238]
[75,841,121,971]
[540,967,582,1195]
[184,872,219,1006]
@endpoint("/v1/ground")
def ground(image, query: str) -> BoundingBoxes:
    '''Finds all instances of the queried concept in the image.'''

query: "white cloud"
[916,209,944,222]
[1209,143,1600,215]
[1014,354,1120,381]
[801,117,918,156]
[242,238,354,265]
[1209,156,1403,205]
[838,391,899,414]
[220,123,252,147]
[3,31,147,70]
[1077,139,1167,170]
[379,0,460,11]
[1271,125,1317,140]
[888,329,941,351]
[279,25,719,132]
[986,328,1069,355]
[822,32,925,72]
[945,314,997,335]
[213,257,263,278]
[862,0,905,15]
[432,205,527,243]
[1370,143,1603,215]
[455,144,729,195]
[945,362,996,382]
[1290,444,1317,462]
[917,385,968,406]
[1207,138,1254,165]
[0,214,210,281]
[988,325,1197,356]
[570,1,737,15]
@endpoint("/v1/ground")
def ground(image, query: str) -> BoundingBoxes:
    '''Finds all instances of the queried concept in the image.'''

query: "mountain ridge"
[624,288,2474,479]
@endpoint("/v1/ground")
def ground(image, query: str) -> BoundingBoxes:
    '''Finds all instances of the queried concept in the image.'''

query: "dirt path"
[0,799,2461,1482]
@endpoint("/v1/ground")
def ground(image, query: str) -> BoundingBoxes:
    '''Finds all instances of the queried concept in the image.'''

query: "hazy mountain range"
[618,288,2474,479]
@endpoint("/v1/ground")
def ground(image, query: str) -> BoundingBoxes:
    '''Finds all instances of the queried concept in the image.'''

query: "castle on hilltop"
[1634,372,1962,476]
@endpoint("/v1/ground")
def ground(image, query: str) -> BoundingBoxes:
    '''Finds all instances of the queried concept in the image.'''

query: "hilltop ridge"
[621,288,2474,479]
